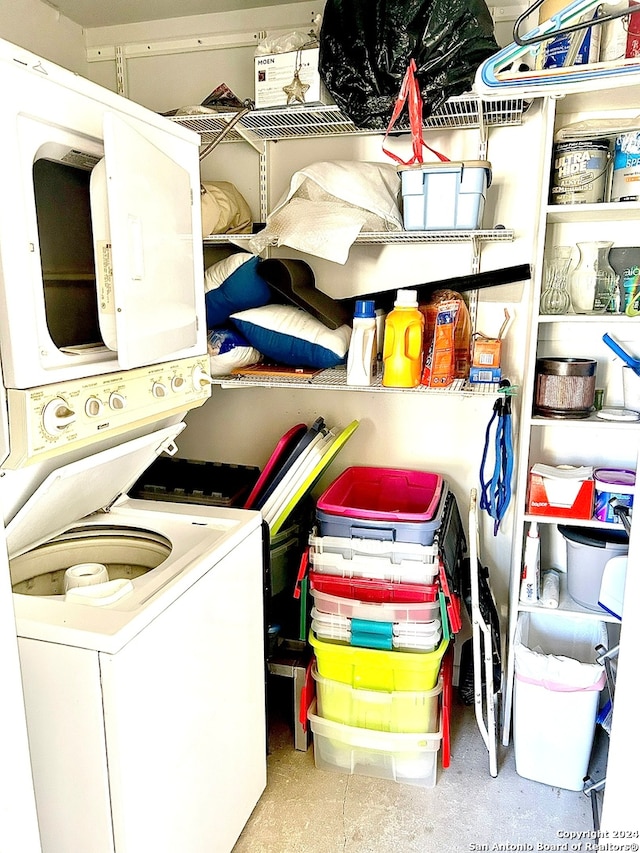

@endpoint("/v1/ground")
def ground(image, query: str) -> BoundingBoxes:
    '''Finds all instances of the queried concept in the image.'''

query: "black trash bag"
[319,0,499,130]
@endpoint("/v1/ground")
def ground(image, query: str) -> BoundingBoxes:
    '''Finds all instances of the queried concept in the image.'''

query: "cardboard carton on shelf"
[526,463,595,520]
[254,46,333,109]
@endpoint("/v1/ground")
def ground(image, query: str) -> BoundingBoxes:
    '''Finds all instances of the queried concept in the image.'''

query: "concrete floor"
[233,686,596,853]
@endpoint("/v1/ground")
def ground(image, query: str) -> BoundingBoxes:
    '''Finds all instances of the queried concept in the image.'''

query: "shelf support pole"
[478,99,488,161]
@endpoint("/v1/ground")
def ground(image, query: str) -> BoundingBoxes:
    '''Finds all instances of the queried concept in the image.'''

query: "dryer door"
[91,112,199,368]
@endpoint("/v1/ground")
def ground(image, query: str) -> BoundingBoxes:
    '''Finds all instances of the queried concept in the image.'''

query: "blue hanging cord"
[479,381,514,536]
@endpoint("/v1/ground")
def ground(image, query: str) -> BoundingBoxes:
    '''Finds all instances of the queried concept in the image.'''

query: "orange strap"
[382,59,449,166]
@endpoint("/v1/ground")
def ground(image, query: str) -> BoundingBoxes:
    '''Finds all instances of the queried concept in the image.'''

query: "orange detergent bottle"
[382,289,425,387]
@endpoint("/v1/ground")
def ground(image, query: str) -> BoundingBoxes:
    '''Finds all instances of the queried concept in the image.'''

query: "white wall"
[71,3,543,614]
[0,0,87,72]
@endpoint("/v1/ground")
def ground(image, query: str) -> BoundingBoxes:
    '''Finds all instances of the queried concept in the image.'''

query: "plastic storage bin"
[309,571,440,604]
[309,630,449,692]
[513,611,607,791]
[309,531,439,566]
[311,607,442,651]
[310,587,441,622]
[316,468,448,546]
[308,701,442,787]
[269,520,303,597]
[313,668,442,733]
[309,543,439,586]
[129,457,259,507]
[558,524,628,611]
[398,160,491,231]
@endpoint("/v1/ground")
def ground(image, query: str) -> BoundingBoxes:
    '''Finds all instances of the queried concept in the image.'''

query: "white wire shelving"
[169,96,528,145]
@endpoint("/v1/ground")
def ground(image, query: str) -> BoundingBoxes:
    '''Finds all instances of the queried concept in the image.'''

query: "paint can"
[611,131,640,202]
[550,139,611,205]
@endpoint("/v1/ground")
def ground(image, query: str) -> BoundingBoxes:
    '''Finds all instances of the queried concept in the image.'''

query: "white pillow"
[207,328,262,376]
[230,305,351,369]
[204,252,254,292]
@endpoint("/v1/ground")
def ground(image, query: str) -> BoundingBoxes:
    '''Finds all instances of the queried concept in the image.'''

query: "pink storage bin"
[317,467,443,523]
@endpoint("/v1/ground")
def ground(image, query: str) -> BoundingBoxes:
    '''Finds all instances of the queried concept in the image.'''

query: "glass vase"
[570,241,617,314]
[540,246,573,315]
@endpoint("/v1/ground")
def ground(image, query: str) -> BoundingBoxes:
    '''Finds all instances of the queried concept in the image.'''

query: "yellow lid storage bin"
[309,631,448,692]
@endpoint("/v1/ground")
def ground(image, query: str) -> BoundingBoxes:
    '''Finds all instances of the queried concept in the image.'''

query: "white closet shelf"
[515,566,621,624]
[204,228,515,246]
[213,366,502,394]
[546,201,640,223]
[169,96,527,144]
[530,414,640,429]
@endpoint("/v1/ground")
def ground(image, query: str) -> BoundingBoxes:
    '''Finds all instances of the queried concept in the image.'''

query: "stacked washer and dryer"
[0,38,266,853]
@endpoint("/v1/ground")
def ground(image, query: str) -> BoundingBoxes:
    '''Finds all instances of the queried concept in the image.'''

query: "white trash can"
[513,611,607,791]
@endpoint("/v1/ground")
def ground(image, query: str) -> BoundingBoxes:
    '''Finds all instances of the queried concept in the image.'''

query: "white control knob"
[152,382,167,399]
[42,398,77,435]
[109,393,126,411]
[171,376,185,393]
[85,397,103,418]
[192,364,214,391]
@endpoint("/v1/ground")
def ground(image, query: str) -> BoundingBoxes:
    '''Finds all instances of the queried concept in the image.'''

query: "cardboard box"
[254,46,333,109]
[526,465,595,519]
[473,338,502,369]
[469,338,502,384]
[469,365,502,384]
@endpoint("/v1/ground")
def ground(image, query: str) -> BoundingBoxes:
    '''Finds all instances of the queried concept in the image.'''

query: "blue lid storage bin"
[398,160,491,231]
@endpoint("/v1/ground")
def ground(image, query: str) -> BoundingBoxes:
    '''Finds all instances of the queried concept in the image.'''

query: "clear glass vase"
[570,241,617,314]
[540,246,573,315]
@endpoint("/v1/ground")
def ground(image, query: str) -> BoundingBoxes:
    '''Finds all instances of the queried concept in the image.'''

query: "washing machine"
[0,38,266,853]
[5,422,266,853]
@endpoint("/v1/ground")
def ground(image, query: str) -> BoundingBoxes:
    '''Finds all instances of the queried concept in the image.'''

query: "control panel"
[3,355,213,469]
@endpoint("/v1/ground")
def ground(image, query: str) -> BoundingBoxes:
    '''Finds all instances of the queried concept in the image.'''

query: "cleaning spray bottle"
[519,521,540,603]
[382,289,424,388]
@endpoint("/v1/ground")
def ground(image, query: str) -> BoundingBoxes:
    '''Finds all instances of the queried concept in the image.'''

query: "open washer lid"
[5,423,185,560]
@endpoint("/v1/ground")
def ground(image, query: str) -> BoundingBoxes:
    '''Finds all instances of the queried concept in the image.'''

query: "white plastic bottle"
[519,521,540,603]
[346,300,377,386]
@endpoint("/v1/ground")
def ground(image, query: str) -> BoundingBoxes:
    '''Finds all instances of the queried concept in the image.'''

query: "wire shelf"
[213,366,502,394]
[169,96,527,145]
[203,228,515,246]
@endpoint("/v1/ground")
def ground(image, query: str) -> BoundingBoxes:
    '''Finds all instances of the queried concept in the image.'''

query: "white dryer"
[6,423,267,853]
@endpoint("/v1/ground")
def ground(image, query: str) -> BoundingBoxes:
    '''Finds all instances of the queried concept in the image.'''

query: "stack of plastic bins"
[306,467,451,787]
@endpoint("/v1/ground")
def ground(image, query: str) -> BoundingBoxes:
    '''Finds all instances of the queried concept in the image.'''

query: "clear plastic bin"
[309,571,439,604]
[308,700,442,787]
[310,587,441,622]
[309,545,439,586]
[311,607,442,652]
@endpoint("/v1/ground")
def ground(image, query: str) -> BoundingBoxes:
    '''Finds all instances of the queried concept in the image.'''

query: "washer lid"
[5,423,184,559]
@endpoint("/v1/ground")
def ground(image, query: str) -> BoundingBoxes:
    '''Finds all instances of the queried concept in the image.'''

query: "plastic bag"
[200,181,252,238]
[319,0,499,130]
[420,289,472,387]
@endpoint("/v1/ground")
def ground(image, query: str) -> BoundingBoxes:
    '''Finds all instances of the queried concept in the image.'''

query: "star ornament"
[283,70,310,105]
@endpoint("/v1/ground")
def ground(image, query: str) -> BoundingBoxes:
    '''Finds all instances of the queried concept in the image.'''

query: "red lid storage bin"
[309,571,440,604]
